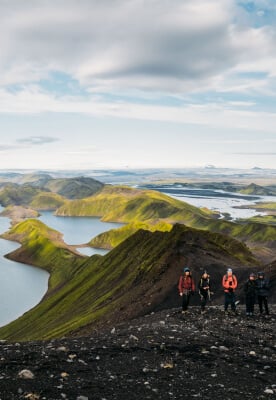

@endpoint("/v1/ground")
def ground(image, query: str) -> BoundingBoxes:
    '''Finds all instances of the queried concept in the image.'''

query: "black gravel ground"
[0,305,275,400]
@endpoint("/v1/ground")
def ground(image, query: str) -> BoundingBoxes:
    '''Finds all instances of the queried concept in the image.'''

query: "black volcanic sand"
[0,306,275,400]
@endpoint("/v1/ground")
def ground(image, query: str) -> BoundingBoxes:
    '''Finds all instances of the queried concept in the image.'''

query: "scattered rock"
[18,369,35,379]
[0,306,274,399]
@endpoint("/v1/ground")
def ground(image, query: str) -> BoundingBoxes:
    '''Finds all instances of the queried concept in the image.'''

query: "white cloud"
[0,0,275,96]
[0,86,275,135]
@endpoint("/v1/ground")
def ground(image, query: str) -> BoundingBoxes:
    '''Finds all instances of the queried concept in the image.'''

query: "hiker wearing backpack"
[244,273,257,316]
[178,267,195,314]
[255,272,270,315]
[198,270,212,313]
[222,268,238,313]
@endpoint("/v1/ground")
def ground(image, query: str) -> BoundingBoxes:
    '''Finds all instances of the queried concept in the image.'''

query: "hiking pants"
[224,292,236,311]
[245,295,255,314]
[200,291,208,310]
[182,293,191,311]
[258,295,269,315]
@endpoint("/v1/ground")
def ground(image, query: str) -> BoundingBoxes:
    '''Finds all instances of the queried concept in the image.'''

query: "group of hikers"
[178,267,271,316]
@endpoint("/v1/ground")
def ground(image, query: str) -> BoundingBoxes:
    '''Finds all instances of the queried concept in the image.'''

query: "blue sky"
[0,0,276,170]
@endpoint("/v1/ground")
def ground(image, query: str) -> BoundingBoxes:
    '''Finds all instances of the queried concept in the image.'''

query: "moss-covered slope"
[56,185,215,221]
[1,219,84,291]
[0,221,258,341]
[54,185,276,254]
[44,177,104,199]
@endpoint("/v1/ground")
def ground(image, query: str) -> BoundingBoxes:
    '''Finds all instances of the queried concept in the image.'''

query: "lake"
[141,185,276,220]
[38,211,123,255]
[0,211,123,327]
[0,215,49,327]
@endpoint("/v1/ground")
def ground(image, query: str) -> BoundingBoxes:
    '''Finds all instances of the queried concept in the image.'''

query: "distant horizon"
[0,165,275,174]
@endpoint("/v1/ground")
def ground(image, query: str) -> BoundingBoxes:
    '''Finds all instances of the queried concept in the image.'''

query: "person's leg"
[182,294,189,311]
[224,293,230,311]
[230,293,236,311]
[245,296,250,315]
[249,296,255,315]
[263,297,269,315]
[201,292,207,311]
[258,295,263,314]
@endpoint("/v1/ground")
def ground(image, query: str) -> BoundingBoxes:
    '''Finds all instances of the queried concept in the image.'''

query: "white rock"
[249,351,256,356]
[18,369,35,379]
[264,389,274,394]
[57,346,68,352]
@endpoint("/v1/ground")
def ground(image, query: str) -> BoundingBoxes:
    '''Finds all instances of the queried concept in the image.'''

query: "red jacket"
[178,275,195,294]
[222,274,237,293]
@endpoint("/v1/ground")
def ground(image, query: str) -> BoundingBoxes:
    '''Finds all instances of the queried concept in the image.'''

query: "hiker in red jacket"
[178,267,195,313]
[222,268,238,313]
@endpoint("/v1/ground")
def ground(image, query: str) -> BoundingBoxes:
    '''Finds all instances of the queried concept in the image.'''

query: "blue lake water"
[0,215,49,327]
[0,211,123,327]
[38,211,123,255]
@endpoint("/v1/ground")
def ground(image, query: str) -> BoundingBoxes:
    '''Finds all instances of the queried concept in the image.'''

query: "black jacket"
[255,278,270,297]
[244,280,257,297]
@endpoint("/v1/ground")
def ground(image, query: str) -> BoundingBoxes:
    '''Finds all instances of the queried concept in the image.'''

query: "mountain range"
[0,173,274,340]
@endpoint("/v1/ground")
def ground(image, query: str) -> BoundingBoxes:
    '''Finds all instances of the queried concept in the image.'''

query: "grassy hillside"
[0,184,42,206]
[56,185,215,221]
[44,177,104,199]
[30,192,66,210]
[238,183,276,196]
[0,222,258,341]
[1,219,84,291]
[56,186,276,252]
[89,220,173,249]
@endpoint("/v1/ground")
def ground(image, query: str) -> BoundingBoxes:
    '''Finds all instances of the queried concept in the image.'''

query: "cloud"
[233,152,276,155]
[0,0,275,95]
[0,136,59,154]
[16,136,59,145]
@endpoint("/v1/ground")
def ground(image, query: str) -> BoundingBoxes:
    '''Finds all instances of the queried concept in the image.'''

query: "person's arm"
[178,276,183,295]
[232,275,238,290]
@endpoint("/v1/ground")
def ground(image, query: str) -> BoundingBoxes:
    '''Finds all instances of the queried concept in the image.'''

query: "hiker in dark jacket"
[255,272,270,315]
[198,271,211,313]
[178,267,195,313]
[244,273,257,316]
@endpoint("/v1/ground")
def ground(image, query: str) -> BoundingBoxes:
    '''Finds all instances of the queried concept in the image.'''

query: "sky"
[1,0,276,170]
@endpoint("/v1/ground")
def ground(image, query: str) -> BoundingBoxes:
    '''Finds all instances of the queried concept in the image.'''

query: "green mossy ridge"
[44,177,104,199]
[246,202,276,210]
[56,185,216,221]
[56,186,276,248]
[238,215,276,225]
[0,184,41,207]
[30,192,66,210]
[1,219,83,291]
[89,220,173,249]
[0,223,256,341]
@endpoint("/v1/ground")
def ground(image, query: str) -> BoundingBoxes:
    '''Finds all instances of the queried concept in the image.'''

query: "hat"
[183,267,190,272]
[227,268,232,273]
[249,273,255,277]
[257,271,264,276]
